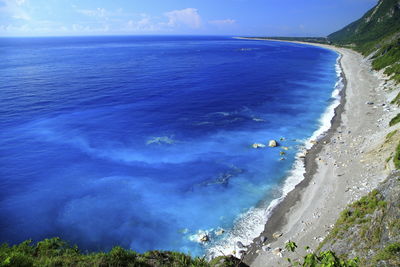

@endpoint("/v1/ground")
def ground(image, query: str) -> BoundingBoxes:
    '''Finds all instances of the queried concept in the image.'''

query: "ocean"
[0,36,341,256]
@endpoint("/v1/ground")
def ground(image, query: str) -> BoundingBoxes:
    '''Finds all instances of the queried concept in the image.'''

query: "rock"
[268,140,278,147]
[272,247,283,257]
[280,151,286,156]
[272,232,283,239]
[200,234,209,242]
[260,236,267,243]
[282,146,289,150]
[215,228,225,236]
[236,241,245,249]
[252,143,266,149]
[262,245,271,252]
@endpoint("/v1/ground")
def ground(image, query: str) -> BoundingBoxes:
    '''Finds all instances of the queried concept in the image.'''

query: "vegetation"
[328,0,400,84]
[386,130,398,140]
[0,238,217,267]
[328,0,400,54]
[389,113,400,126]
[391,92,400,105]
[371,242,400,266]
[372,38,400,82]
[320,190,386,246]
[386,63,400,83]
[394,142,400,169]
[284,241,359,267]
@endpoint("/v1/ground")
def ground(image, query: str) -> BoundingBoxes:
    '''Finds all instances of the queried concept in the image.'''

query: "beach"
[238,39,400,266]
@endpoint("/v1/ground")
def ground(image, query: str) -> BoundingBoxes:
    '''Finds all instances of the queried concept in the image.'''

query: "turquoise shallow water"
[0,36,339,255]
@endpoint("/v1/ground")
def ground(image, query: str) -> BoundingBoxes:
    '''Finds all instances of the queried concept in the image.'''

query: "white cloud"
[164,8,201,29]
[0,0,30,20]
[209,19,236,26]
[127,18,157,32]
[15,0,25,6]
[77,7,107,18]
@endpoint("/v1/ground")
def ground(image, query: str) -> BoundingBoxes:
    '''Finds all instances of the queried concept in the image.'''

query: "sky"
[0,0,378,37]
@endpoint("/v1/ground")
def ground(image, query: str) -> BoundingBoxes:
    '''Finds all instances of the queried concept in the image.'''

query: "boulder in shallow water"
[200,234,209,242]
[215,228,225,236]
[268,140,278,147]
[252,143,266,149]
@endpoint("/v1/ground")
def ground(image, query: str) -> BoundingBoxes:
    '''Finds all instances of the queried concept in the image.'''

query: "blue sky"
[0,0,378,37]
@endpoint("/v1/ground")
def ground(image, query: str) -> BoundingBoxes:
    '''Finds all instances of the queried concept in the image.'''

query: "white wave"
[146,136,176,145]
[205,53,345,259]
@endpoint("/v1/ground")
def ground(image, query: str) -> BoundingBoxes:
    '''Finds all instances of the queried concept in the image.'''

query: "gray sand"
[235,39,400,266]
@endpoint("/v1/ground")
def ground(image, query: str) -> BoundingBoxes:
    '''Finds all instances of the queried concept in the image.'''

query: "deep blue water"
[0,36,338,255]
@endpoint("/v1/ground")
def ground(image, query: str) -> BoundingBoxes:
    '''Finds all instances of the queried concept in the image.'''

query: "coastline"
[243,38,347,264]
[236,38,394,266]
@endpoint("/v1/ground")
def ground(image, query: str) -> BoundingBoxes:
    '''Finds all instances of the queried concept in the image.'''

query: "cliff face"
[319,171,400,266]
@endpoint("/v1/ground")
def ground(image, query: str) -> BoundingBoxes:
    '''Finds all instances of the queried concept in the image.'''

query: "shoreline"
[205,40,344,260]
[241,39,347,264]
[235,38,391,266]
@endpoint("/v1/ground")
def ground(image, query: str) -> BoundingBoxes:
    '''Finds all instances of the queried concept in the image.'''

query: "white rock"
[268,140,278,147]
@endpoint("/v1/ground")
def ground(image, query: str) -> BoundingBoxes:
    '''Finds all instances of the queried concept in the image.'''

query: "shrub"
[389,113,400,127]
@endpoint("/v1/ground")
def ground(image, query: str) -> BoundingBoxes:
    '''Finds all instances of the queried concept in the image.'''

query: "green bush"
[285,241,359,267]
[389,113,400,127]
[321,190,386,243]
[0,238,220,267]
[371,242,400,266]
[394,142,400,169]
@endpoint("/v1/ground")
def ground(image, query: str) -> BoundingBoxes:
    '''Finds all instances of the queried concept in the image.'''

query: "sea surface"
[0,36,340,256]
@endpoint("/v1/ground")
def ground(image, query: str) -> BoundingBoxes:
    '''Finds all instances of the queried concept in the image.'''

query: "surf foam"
[205,53,344,259]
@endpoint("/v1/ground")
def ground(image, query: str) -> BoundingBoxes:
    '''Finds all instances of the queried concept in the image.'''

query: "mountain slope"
[328,0,400,83]
[328,0,400,54]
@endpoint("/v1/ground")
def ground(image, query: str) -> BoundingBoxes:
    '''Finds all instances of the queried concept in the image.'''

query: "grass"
[389,113,400,127]
[386,130,398,140]
[371,242,400,266]
[394,142,400,169]
[391,92,400,105]
[372,39,400,71]
[319,190,387,249]
[385,63,400,84]
[0,238,214,267]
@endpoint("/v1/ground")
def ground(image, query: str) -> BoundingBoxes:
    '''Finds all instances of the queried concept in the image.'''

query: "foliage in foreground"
[285,241,358,267]
[0,238,212,267]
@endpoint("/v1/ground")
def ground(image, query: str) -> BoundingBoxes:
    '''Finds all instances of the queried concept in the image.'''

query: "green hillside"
[328,0,400,54]
[328,0,400,83]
